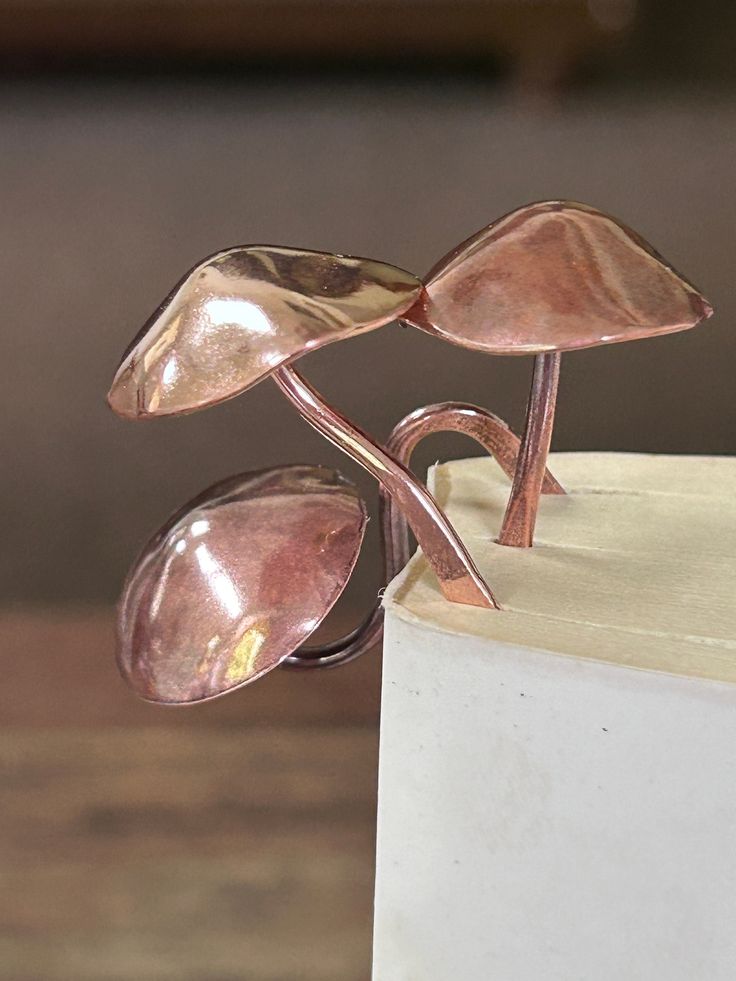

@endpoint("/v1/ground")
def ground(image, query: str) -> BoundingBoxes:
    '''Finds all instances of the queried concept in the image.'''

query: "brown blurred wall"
[3,81,734,604]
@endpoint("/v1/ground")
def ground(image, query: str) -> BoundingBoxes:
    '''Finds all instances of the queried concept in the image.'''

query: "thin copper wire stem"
[498,352,562,548]
[382,400,564,576]
[273,365,498,611]
[285,589,386,669]
[285,401,564,669]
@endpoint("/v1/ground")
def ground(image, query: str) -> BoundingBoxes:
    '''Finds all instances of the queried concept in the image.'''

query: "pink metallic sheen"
[116,465,366,704]
[272,365,498,610]
[287,401,563,668]
[402,200,713,355]
[402,200,713,548]
[108,246,496,606]
[381,399,564,576]
[107,245,421,419]
[498,352,561,548]
[108,246,495,608]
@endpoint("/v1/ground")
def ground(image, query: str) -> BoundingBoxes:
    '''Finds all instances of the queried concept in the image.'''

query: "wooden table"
[0,608,381,980]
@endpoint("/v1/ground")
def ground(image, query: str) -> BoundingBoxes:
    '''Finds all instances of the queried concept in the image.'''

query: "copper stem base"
[382,400,564,576]
[287,401,564,669]
[498,351,562,548]
[272,364,498,611]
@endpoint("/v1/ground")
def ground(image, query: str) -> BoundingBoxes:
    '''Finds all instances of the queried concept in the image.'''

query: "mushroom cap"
[108,246,421,418]
[117,465,366,704]
[402,201,713,355]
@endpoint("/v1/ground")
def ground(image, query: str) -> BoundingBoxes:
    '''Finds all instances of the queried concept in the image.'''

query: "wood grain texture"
[0,608,380,979]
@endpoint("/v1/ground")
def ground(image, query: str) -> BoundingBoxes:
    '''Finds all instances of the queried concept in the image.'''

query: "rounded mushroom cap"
[108,246,421,418]
[402,201,713,355]
[117,465,366,704]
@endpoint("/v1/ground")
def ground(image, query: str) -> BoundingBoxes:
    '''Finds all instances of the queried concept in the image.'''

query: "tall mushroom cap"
[117,465,366,704]
[402,201,713,354]
[108,246,421,418]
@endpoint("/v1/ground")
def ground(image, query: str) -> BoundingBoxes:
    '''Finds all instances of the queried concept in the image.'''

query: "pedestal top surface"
[384,452,736,684]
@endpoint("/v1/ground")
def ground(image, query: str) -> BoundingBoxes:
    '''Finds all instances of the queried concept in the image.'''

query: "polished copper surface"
[117,465,366,704]
[498,352,562,548]
[286,599,385,671]
[108,246,421,418]
[382,399,564,573]
[402,200,713,354]
[403,200,713,549]
[287,401,564,668]
[107,243,493,610]
[273,365,499,610]
[385,401,564,496]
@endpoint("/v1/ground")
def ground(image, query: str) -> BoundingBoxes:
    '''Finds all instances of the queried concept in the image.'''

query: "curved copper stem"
[273,365,497,611]
[498,352,562,548]
[285,590,387,669]
[285,401,563,669]
[383,399,564,575]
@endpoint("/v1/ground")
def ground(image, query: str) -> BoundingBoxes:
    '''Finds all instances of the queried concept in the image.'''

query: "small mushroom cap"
[108,246,421,418]
[402,201,713,355]
[117,465,366,704]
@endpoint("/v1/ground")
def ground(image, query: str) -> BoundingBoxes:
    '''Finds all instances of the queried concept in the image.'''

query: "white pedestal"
[373,453,736,981]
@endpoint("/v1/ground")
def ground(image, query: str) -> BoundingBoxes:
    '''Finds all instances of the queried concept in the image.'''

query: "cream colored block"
[373,453,736,981]
[389,452,736,683]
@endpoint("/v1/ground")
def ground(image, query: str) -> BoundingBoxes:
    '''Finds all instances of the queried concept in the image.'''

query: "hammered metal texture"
[403,201,713,354]
[117,465,366,703]
[108,246,421,418]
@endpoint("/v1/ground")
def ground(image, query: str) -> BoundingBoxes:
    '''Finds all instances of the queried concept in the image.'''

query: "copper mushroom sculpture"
[108,245,496,609]
[118,465,367,704]
[402,201,713,547]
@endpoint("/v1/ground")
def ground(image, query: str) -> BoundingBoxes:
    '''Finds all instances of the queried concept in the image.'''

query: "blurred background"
[1,1,735,977]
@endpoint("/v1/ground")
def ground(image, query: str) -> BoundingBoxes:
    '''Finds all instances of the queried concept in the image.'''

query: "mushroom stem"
[498,352,562,548]
[272,365,498,610]
[286,401,565,669]
[383,400,565,573]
